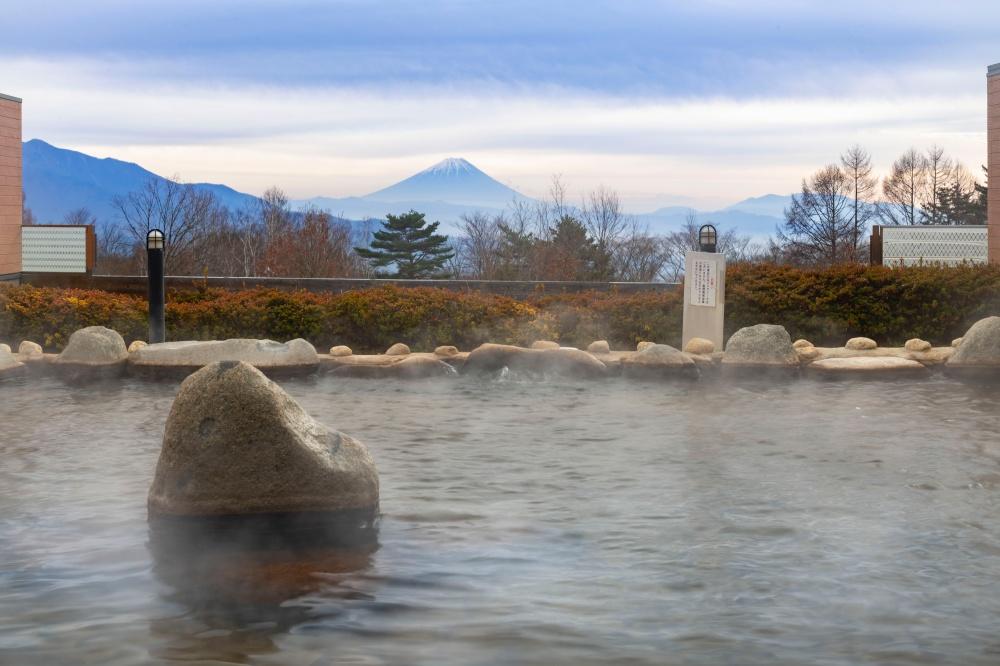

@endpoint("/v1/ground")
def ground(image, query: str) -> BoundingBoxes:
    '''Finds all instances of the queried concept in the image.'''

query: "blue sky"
[3,0,998,209]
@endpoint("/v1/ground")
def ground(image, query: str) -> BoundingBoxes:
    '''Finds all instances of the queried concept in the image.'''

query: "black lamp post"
[698,224,717,253]
[147,229,165,344]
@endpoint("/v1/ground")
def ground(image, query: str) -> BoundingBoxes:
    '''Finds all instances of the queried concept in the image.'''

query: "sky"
[2,0,998,210]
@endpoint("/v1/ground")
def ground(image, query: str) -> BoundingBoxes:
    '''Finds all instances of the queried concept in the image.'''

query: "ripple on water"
[2,375,1000,664]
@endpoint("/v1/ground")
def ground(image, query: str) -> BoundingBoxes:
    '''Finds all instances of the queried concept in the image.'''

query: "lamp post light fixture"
[146,229,166,344]
[698,224,717,253]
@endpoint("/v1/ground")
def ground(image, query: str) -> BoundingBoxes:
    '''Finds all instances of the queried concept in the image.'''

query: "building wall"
[0,93,22,276]
[990,65,1000,264]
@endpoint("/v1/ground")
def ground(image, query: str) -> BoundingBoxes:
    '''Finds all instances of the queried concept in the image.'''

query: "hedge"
[2,264,1000,352]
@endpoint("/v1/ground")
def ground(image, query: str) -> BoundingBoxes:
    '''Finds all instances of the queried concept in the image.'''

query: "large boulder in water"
[722,324,799,378]
[53,326,128,381]
[621,343,698,380]
[462,343,607,379]
[148,361,379,522]
[946,316,1000,380]
[130,338,319,378]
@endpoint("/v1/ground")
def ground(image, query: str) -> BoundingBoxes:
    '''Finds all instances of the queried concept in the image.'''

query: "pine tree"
[355,210,454,278]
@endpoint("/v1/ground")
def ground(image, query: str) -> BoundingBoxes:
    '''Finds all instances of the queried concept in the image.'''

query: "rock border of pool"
[2,316,999,384]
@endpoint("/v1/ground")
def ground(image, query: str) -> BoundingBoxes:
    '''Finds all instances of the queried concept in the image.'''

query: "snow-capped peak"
[419,157,477,177]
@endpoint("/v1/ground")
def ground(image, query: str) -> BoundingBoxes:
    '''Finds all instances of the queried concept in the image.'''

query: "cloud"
[3,1,999,95]
[1,2,996,208]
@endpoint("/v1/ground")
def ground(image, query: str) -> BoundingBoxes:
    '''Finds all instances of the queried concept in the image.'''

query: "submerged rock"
[846,337,877,350]
[683,337,714,355]
[130,338,319,378]
[148,361,379,520]
[722,324,799,377]
[904,338,931,352]
[18,340,42,356]
[621,343,698,380]
[587,340,611,355]
[806,356,928,380]
[463,343,607,379]
[946,316,1000,380]
[329,345,353,357]
[330,355,458,379]
[530,340,560,350]
[385,343,410,356]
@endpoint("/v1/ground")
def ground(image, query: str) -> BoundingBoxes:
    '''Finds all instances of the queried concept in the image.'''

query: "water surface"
[2,374,1000,664]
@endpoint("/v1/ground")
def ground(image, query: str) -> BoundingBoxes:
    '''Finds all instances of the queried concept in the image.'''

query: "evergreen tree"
[355,210,454,278]
[935,165,987,225]
[545,214,603,280]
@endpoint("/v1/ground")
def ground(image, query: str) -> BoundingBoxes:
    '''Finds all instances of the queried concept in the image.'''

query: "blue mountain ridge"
[23,139,259,224]
[22,140,790,240]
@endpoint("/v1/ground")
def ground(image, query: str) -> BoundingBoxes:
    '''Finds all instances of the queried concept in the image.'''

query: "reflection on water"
[148,519,376,663]
[2,374,1000,664]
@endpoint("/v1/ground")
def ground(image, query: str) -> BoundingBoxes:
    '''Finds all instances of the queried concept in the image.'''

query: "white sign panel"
[689,258,717,307]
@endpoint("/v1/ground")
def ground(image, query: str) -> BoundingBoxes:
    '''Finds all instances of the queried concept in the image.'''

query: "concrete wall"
[990,64,1000,264]
[19,273,678,299]
[0,93,21,276]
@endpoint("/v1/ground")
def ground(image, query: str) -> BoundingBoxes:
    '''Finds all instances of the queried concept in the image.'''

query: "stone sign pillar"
[989,63,999,264]
[682,250,726,351]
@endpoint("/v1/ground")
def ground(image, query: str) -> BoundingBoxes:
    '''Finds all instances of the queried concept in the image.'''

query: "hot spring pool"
[2,374,1000,665]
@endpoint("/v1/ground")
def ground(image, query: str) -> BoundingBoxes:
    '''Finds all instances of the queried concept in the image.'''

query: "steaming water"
[2,374,1000,665]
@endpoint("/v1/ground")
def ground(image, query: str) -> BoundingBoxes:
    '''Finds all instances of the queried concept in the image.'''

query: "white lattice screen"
[21,226,89,273]
[881,225,988,267]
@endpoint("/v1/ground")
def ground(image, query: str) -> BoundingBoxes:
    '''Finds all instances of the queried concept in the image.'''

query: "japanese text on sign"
[689,259,717,307]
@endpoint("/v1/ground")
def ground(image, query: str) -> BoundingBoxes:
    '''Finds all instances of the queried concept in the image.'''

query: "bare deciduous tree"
[879,149,926,226]
[454,211,503,279]
[840,145,876,261]
[113,177,220,273]
[779,165,854,265]
[920,145,954,225]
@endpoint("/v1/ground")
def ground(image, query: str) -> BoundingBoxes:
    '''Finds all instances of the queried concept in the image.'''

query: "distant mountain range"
[22,139,791,239]
[23,139,258,224]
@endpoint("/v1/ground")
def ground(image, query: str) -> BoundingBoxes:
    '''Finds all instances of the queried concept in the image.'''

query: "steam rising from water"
[2,374,1000,664]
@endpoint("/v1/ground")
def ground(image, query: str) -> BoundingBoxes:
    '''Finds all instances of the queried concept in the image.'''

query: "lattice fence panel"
[882,226,988,267]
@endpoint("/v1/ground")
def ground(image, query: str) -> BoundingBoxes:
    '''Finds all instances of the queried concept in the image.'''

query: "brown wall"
[0,94,21,276]
[990,66,1000,264]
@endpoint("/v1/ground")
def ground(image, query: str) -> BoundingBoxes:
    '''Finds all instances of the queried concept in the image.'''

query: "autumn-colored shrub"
[3,264,1000,352]
[0,285,551,353]
[529,289,684,348]
[724,263,1000,345]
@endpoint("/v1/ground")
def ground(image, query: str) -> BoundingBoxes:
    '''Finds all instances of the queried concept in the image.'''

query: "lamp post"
[698,224,717,253]
[146,229,165,344]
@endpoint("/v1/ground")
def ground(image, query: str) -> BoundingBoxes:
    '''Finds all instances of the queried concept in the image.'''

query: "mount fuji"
[293,157,529,230]
[366,157,526,207]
